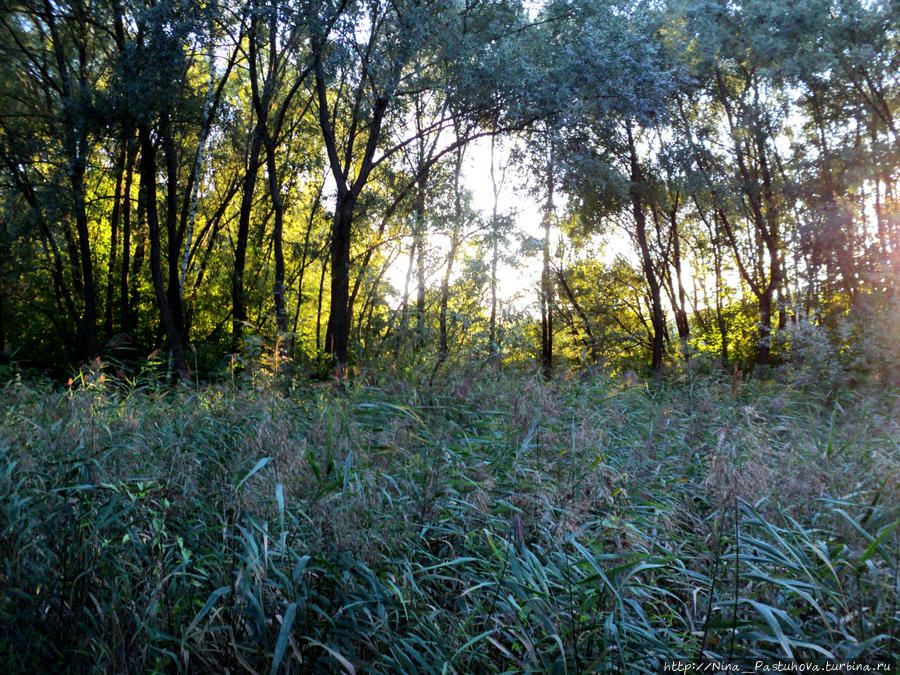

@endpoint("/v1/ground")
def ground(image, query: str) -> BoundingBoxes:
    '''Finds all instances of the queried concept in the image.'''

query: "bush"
[776,318,847,391]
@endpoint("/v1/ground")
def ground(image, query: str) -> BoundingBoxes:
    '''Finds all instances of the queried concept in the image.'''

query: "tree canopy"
[1,0,898,379]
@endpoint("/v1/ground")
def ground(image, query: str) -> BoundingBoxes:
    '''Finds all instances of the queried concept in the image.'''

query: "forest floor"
[1,369,898,672]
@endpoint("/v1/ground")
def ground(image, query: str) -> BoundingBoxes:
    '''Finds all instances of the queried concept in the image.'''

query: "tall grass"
[0,371,897,672]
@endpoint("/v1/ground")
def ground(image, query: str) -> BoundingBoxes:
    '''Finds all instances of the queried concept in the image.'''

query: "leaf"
[450,627,502,661]
[186,586,230,636]
[293,555,311,583]
[305,450,322,483]
[343,450,352,492]
[356,401,424,426]
[304,638,356,674]
[746,599,794,659]
[237,457,271,490]
[856,520,899,569]
[271,602,297,675]
[276,482,286,548]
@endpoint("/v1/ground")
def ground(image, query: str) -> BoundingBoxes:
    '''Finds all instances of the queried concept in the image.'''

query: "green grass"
[0,370,897,672]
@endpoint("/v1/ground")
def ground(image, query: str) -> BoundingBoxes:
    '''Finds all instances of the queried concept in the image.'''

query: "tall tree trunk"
[438,147,465,360]
[712,227,728,364]
[540,154,554,379]
[325,193,355,367]
[161,117,189,359]
[71,156,99,360]
[233,126,264,350]
[315,251,328,353]
[627,123,664,371]
[438,233,459,359]
[246,7,291,352]
[489,139,501,356]
[290,192,323,353]
[400,237,417,341]
[105,140,128,337]
[758,291,773,366]
[652,199,689,355]
[263,142,288,343]
[811,90,856,301]
[119,133,136,333]
[128,227,146,336]
[313,42,390,369]
[180,23,219,299]
[669,206,690,344]
[413,178,428,352]
[0,148,88,354]
[138,124,191,381]
[487,134,511,360]
[555,267,597,361]
[713,70,782,366]
[489,238,499,353]
[62,218,83,297]
[44,2,98,360]
[756,136,780,367]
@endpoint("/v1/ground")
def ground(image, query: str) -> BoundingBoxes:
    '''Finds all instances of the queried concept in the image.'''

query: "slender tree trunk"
[437,233,459,359]
[438,147,466,360]
[312,44,390,369]
[357,252,396,343]
[290,193,322,352]
[555,267,597,361]
[669,207,690,344]
[71,155,99,360]
[62,218,83,298]
[626,123,664,371]
[119,133,135,333]
[315,251,328,353]
[489,238,499,351]
[540,155,554,379]
[138,124,190,381]
[434,250,454,358]
[400,237,417,341]
[233,125,264,350]
[489,142,501,356]
[712,233,728,363]
[811,91,856,301]
[0,147,89,353]
[325,193,355,367]
[161,117,189,360]
[181,26,217,298]
[252,232,276,333]
[777,281,789,330]
[105,140,128,337]
[758,291,773,366]
[247,8,290,350]
[413,179,427,352]
[264,144,288,340]
[44,4,97,360]
[128,226,146,336]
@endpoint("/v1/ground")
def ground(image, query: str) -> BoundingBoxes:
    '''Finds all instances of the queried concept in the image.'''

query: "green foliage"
[1,373,897,671]
[0,0,898,376]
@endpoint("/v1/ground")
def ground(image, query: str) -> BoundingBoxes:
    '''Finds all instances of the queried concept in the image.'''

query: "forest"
[0,0,898,672]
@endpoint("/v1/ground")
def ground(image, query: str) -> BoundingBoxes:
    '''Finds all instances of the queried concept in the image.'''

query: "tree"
[312,0,530,368]
[548,0,678,371]
[0,0,113,360]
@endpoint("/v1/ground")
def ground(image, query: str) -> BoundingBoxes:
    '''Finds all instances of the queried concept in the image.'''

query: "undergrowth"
[0,371,897,672]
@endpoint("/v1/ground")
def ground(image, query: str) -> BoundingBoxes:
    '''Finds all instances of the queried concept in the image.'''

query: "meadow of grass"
[0,367,897,673]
